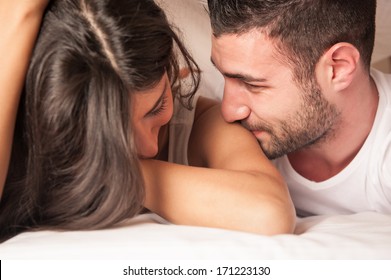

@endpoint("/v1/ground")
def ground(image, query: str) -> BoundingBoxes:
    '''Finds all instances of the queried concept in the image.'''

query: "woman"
[0,0,295,242]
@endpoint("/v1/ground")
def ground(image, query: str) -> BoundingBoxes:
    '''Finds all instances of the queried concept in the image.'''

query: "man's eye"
[244,82,264,91]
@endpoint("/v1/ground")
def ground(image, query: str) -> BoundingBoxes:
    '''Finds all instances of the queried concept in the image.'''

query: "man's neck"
[287,75,379,182]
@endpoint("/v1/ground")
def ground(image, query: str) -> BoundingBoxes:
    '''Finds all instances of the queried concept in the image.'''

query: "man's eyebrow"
[145,81,167,116]
[210,57,267,83]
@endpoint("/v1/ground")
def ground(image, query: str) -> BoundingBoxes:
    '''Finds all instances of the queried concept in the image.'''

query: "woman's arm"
[0,1,48,198]
[142,97,295,235]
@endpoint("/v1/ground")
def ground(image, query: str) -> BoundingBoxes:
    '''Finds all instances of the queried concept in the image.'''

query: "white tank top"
[167,95,199,165]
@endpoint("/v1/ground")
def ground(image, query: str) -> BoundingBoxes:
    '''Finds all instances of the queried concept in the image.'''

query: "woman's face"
[131,73,174,158]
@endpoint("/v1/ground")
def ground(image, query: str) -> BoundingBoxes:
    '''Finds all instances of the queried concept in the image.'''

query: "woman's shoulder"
[194,96,219,120]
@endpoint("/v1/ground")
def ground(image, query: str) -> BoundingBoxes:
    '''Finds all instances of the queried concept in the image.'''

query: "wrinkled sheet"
[1,212,390,259]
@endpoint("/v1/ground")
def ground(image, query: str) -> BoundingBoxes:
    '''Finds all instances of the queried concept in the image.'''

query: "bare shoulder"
[194,96,220,120]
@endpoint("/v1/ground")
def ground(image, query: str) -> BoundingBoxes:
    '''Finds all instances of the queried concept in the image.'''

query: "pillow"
[157,0,224,100]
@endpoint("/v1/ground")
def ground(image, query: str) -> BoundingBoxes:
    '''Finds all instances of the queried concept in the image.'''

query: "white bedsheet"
[1,212,390,259]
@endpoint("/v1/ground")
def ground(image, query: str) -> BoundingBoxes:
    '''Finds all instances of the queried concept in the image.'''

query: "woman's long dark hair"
[0,0,200,242]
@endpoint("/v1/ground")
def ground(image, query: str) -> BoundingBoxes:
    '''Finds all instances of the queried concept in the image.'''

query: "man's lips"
[251,130,264,138]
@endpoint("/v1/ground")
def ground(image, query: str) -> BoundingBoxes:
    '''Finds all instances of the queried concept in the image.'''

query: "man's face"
[211,30,340,159]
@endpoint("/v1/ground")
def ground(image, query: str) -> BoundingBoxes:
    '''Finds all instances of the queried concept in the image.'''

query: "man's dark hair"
[208,0,376,83]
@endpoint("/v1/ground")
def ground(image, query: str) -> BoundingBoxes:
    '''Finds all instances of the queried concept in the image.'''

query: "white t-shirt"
[167,95,199,166]
[273,69,391,217]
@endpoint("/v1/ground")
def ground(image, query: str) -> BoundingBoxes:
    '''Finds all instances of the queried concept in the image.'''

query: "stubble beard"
[242,84,340,160]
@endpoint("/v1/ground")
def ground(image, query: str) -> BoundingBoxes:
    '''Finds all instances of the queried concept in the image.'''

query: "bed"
[1,212,391,259]
[1,0,391,260]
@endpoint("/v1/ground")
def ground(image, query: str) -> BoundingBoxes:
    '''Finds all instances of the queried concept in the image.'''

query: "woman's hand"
[0,0,50,13]
[0,0,50,20]
[0,0,50,199]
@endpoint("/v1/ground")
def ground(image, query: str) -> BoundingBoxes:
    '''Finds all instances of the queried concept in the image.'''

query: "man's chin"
[258,141,287,160]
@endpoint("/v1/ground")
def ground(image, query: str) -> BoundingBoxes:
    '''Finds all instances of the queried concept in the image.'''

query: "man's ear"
[316,43,360,92]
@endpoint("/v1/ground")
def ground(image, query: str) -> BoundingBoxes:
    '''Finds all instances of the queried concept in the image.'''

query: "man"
[208,0,391,216]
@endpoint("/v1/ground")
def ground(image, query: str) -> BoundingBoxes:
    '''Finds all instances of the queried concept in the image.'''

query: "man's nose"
[221,80,251,123]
